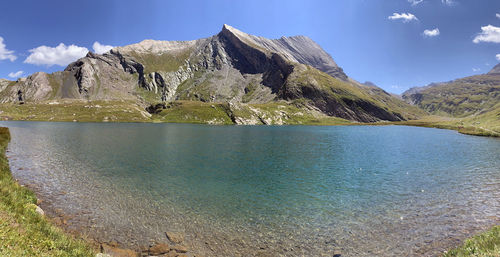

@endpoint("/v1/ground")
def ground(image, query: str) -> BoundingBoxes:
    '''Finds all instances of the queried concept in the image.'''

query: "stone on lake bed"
[149,243,170,255]
[163,252,178,257]
[165,231,184,244]
[100,244,138,257]
[171,245,188,253]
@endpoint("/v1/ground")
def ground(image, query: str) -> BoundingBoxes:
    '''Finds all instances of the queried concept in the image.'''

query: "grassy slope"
[288,66,427,121]
[388,103,500,137]
[0,100,151,123]
[128,50,192,74]
[398,74,500,137]
[443,226,500,257]
[0,127,95,256]
[403,75,500,117]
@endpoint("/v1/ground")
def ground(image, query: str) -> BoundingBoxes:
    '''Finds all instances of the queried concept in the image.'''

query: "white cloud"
[472,25,500,43]
[442,0,456,6]
[0,37,16,62]
[388,13,418,23]
[472,68,480,72]
[496,54,500,61]
[92,41,114,54]
[496,13,500,19]
[423,28,440,37]
[8,70,23,78]
[24,43,89,66]
[408,0,423,6]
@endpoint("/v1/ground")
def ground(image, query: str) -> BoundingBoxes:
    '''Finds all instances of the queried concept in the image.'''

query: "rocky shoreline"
[25,189,199,257]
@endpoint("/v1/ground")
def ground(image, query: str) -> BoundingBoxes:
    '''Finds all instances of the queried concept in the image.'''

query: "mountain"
[401,65,500,135]
[402,65,500,117]
[0,25,424,124]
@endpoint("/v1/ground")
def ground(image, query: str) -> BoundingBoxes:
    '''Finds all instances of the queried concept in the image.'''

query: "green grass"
[0,100,151,123]
[386,110,500,137]
[443,226,500,257]
[0,127,96,256]
[152,101,234,124]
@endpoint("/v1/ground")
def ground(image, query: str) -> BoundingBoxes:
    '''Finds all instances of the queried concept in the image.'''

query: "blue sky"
[0,0,499,94]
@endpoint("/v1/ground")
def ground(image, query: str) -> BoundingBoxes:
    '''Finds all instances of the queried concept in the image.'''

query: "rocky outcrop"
[0,72,53,103]
[0,79,11,93]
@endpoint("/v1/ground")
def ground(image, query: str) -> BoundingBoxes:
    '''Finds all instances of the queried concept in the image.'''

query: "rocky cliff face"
[0,25,419,122]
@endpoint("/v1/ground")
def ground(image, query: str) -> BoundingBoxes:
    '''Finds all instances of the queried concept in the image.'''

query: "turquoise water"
[2,121,499,256]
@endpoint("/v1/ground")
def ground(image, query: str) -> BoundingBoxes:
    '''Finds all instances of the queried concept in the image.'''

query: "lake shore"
[0,126,202,257]
[0,127,96,256]
[1,101,498,138]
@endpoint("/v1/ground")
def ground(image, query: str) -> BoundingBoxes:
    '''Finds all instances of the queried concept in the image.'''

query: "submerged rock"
[165,231,184,244]
[148,243,170,255]
[100,244,139,257]
[171,245,188,253]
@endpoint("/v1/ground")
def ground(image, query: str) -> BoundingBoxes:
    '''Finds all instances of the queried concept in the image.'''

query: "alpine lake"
[1,121,499,256]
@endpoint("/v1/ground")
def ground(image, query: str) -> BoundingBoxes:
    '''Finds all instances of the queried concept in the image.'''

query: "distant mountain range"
[0,25,424,124]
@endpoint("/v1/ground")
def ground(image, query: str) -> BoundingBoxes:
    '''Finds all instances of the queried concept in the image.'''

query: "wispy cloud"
[388,13,418,23]
[24,43,89,66]
[8,71,24,78]
[92,41,114,54]
[408,0,423,6]
[0,37,17,62]
[473,25,500,43]
[441,0,456,6]
[423,28,440,37]
[472,68,480,72]
[496,13,500,19]
[496,54,500,61]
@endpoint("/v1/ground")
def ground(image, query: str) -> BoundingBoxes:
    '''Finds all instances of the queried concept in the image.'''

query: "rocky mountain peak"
[488,63,500,75]
[114,38,198,55]
[219,24,347,80]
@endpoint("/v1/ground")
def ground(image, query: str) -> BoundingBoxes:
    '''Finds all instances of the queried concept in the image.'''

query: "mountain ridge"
[0,25,423,123]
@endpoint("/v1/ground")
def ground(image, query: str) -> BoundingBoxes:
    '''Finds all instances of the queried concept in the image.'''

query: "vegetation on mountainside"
[443,226,500,257]
[149,100,351,125]
[151,101,234,124]
[128,49,192,74]
[385,111,500,137]
[0,100,151,123]
[0,127,95,256]
[398,73,500,137]
[287,66,426,121]
[403,75,500,117]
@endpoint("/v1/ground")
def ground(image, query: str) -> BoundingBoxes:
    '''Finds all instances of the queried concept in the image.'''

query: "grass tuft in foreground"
[443,226,500,257]
[0,127,95,257]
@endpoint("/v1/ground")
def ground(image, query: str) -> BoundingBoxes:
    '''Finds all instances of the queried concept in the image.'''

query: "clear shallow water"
[1,121,499,256]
